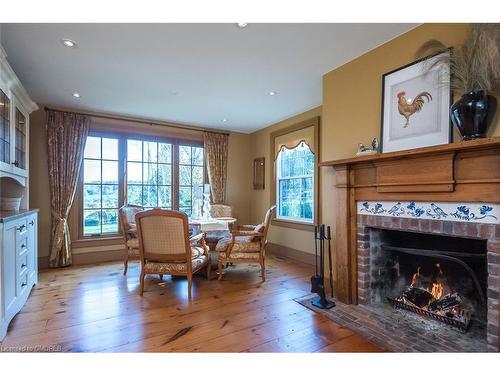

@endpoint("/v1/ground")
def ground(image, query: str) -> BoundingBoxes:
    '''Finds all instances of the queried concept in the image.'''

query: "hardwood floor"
[0,255,384,352]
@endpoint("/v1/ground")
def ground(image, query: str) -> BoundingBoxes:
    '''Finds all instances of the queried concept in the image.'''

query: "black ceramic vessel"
[450,91,497,140]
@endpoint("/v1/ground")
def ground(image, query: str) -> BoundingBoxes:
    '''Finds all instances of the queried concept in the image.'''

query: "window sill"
[271,218,315,232]
[72,236,123,249]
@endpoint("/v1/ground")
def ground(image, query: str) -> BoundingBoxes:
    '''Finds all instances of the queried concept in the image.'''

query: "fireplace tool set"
[310,224,335,309]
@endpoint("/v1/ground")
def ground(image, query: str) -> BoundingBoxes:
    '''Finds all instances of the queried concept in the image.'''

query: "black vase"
[450,91,497,140]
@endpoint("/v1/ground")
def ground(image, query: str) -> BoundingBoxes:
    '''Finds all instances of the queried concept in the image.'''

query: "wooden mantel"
[321,136,500,304]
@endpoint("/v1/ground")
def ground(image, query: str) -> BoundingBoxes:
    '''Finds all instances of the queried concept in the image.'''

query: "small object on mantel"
[356,137,379,156]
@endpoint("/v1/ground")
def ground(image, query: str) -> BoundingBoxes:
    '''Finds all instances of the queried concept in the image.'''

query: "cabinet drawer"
[17,236,28,256]
[18,272,29,295]
[18,252,28,277]
[15,219,28,237]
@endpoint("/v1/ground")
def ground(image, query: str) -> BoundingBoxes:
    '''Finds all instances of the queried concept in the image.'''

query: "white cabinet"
[0,210,38,340]
[0,46,37,186]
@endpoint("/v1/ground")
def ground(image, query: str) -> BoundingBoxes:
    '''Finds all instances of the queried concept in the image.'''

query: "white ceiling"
[1,23,417,133]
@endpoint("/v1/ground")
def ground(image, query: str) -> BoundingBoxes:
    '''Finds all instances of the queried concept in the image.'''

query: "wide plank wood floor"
[0,256,384,352]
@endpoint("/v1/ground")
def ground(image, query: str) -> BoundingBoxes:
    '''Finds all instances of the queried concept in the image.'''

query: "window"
[82,136,120,235]
[178,145,204,216]
[126,139,172,209]
[79,133,204,238]
[276,141,314,223]
[270,116,319,229]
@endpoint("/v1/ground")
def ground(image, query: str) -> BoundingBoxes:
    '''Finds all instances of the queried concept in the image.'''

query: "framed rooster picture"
[380,51,451,153]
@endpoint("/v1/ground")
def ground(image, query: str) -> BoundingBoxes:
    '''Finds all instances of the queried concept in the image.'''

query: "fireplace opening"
[369,228,487,331]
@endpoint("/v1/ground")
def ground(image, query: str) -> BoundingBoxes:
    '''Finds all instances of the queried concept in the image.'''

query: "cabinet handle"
[21,243,27,249]
[12,160,19,167]
[21,263,27,268]
[21,282,27,287]
[17,224,26,232]
[29,220,35,226]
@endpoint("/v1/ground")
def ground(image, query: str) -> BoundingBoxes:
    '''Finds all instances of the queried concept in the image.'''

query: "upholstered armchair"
[135,209,211,299]
[119,204,144,275]
[210,203,237,230]
[215,205,276,281]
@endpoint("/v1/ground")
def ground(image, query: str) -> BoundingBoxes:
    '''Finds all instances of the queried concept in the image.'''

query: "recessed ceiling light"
[72,92,81,98]
[61,39,77,48]
[268,91,277,96]
[222,118,228,122]
[236,23,248,28]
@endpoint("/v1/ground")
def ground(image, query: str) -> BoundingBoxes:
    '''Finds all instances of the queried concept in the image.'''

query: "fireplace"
[369,228,487,331]
[320,137,500,351]
[356,201,499,351]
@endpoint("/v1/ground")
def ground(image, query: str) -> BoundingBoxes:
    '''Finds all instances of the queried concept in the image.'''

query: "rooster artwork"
[397,91,433,127]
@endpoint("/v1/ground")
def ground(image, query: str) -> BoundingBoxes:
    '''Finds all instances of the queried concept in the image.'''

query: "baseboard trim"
[267,243,317,266]
[38,249,125,270]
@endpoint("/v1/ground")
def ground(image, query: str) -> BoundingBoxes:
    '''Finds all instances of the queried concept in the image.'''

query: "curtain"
[46,110,90,268]
[203,131,229,204]
[274,125,316,159]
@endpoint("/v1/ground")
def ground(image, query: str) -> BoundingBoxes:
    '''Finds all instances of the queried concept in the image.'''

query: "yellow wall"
[249,107,322,255]
[251,23,500,260]
[29,107,252,264]
[321,23,500,284]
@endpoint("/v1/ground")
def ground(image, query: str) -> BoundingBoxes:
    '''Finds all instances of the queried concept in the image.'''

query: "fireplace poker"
[327,226,334,299]
[310,225,322,294]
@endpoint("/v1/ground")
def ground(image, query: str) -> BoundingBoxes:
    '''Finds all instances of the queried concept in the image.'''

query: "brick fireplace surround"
[320,136,500,352]
[356,213,499,352]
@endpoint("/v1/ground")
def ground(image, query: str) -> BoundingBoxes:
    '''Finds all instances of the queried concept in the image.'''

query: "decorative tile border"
[357,201,499,224]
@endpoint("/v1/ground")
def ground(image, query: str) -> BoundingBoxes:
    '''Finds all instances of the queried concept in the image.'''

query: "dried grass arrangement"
[416,24,500,95]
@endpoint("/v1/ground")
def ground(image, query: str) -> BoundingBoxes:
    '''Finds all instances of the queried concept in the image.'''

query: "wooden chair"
[135,209,211,299]
[210,203,237,230]
[215,205,276,281]
[118,204,143,275]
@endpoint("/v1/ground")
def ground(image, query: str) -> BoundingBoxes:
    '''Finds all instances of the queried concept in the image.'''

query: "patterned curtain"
[203,131,229,204]
[46,110,90,268]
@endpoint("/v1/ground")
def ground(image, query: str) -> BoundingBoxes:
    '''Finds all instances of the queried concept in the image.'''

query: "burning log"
[402,287,434,308]
[428,292,462,312]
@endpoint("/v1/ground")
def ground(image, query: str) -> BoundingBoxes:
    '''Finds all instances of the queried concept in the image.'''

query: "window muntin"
[178,145,204,216]
[276,141,314,223]
[82,136,120,236]
[79,134,204,238]
[126,139,173,209]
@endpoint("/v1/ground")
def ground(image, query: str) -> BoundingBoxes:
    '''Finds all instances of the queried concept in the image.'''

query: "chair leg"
[139,269,145,296]
[187,275,193,300]
[218,260,223,280]
[260,259,266,282]
[123,253,129,275]
[206,258,211,280]
[159,274,163,281]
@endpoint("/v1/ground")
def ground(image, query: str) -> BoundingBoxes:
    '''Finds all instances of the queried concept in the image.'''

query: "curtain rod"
[43,106,230,136]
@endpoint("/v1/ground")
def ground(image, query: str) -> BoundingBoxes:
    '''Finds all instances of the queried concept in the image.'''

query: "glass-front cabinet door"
[11,99,28,176]
[14,107,27,170]
[0,88,11,167]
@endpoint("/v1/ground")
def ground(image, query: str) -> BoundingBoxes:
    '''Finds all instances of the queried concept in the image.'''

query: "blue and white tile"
[357,201,499,224]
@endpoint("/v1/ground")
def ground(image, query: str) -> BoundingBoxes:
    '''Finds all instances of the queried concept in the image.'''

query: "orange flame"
[430,282,443,300]
[410,267,421,288]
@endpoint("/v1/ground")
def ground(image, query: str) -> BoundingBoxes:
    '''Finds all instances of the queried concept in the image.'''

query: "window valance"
[274,125,316,160]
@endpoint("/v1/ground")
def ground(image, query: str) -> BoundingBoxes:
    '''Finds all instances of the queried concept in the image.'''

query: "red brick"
[430,220,443,233]
[453,223,478,237]
[489,263,500,276]
[479,224,495,239]
[419,220,430,232]
[488,240,500,254]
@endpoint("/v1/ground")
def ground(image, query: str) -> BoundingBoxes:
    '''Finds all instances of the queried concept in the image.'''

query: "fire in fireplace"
[369,228,487,332]
[388,263,472,331]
